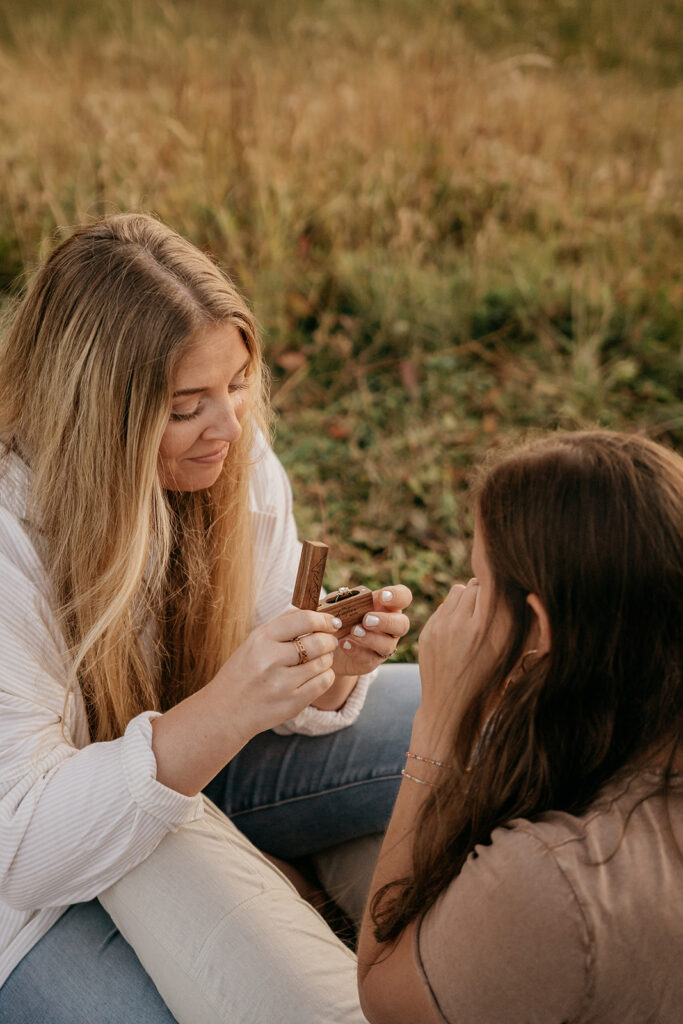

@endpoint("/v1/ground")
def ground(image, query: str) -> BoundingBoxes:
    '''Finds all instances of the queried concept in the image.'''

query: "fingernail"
[365,614,380,627]
[353,625,366,637]
[343,640,352,650]
[332,617,343,630]
[381,590,393,603]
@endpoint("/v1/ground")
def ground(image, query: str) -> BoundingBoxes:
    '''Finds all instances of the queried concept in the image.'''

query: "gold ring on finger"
[292,637,309,665]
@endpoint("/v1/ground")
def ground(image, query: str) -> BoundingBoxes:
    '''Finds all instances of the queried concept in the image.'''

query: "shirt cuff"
[272,669,377,736]
[120,711,204,826]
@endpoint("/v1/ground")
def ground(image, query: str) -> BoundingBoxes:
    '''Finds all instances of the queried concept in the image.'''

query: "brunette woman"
[0,213,418,1023]
[359,430,683,1024]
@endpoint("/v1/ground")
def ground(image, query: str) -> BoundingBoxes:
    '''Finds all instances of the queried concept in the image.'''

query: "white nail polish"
[332,617,343,629]
[343,640,352,650]
[365,614,380,627]
[381,590,393,603]
[353,625,366,637]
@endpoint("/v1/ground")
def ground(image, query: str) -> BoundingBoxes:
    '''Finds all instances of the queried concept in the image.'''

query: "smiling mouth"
[189,444,230,464]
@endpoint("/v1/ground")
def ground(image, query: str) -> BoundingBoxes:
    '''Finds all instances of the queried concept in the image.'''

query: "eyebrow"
[172,358,250,398]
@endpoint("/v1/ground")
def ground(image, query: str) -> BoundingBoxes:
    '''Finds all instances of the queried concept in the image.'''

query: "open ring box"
[292,540,374,633]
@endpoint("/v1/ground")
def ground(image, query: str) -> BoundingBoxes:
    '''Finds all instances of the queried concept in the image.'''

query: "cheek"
[158,422,198,461]
[489,601,514,654]
[477,587,511,654]
[235,392,250,421]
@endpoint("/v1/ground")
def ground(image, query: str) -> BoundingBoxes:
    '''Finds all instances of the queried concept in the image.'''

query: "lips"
[188,443,230,464]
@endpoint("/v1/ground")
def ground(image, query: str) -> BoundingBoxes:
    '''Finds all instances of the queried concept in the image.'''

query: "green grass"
[1,0,681,655]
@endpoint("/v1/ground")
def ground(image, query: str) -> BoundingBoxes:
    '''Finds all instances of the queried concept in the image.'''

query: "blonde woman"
[0,214,417,1024]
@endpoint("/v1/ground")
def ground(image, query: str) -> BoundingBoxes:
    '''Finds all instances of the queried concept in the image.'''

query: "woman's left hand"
[330,585,412,678]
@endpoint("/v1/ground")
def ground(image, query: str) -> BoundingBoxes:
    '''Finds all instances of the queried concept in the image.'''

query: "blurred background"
[1,0,681,654]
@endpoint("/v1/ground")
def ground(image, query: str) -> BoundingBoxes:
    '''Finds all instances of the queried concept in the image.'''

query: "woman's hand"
[416,577,500,733]
[330,585,412,678]
[152,609,341,797]
[211,608,342,741]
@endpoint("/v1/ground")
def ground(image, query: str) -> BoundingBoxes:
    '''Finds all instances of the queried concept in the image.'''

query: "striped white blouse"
[0,439,372,986]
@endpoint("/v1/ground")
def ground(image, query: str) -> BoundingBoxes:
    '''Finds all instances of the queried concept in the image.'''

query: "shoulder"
[417,821,592,1024]
[249,429,292,516]
[0,446,48,591]
[248,430,300,596]
[529,771,683,872]
[0,443,31,522]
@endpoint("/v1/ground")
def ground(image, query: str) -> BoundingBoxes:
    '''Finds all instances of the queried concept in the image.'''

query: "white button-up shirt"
[0,439,372,986]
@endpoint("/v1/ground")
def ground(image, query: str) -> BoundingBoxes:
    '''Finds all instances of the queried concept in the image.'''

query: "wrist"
[310,673,358,710]
[205,670,257,748]
[409,709,454,767]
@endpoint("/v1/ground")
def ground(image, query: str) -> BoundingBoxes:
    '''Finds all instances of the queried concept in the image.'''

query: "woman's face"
[470,519,512,655]
[158,322,251,492]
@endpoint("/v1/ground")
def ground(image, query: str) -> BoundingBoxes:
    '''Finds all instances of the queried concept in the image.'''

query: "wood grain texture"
[292,540,329,610]
[317,586,374,629]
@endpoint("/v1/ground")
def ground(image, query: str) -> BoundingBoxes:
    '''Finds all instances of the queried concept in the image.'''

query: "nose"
[202,393,243,443]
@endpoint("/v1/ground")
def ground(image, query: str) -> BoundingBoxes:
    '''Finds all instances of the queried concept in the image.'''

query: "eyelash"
[170,382,249,422]
[170,409,200,422]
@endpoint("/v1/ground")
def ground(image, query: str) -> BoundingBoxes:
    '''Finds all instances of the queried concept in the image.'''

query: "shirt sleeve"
[249,437,374,735]
[416,824,591,1024]
[0,534,203,913]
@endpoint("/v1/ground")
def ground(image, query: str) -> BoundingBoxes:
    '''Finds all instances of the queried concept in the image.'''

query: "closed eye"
[170,407,201,422]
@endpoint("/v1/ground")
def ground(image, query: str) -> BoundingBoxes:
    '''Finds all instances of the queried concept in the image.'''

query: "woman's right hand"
[416,578,492,727]
[152,609,342,797]
[211,608,342,742]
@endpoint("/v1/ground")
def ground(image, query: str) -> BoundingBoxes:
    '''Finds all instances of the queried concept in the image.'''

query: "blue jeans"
[0,665,420,1023]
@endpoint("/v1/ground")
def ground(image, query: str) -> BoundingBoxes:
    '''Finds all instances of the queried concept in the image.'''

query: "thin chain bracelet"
[401,768,435,787]
[405,751,453,770]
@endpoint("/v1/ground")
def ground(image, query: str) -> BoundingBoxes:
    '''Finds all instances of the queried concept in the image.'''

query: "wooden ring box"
[292,540,374,631]
[317,585,374,629]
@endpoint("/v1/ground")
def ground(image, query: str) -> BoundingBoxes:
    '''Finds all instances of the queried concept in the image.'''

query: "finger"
[272,608,343,641]
[294,667,336,702]
[442,582,468,611]
[343,632,396,659]
[439,579,479,626]
[374,585,412,612]
[289,652,336,687]
[457,577,480,617]
[354,611,409,639]
[283,633,339,667]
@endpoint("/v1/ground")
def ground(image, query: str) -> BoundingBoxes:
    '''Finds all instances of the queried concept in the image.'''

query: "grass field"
[1,0,681,654]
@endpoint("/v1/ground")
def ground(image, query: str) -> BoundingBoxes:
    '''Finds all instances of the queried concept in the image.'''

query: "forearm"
[0,718,201,910]
[151,676,250,796]
[358,711,448,976]
[310,672,358,710]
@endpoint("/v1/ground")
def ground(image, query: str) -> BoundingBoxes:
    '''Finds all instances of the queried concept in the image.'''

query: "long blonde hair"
[0,213,269,741]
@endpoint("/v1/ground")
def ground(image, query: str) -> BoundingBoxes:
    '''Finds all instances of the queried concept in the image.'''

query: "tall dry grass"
[1,0,681,647]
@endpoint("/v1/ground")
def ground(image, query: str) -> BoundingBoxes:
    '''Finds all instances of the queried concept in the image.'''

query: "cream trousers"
[99,797,374,1024]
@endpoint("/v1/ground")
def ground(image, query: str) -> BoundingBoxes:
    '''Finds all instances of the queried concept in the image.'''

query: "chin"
[164,465,224,492]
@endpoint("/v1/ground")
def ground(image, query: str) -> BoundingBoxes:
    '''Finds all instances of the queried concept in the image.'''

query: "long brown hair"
[373,430,683,941]
[0,213,270,742]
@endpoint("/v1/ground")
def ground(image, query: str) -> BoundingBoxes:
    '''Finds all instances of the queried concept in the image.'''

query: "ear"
[526,593,552,656]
